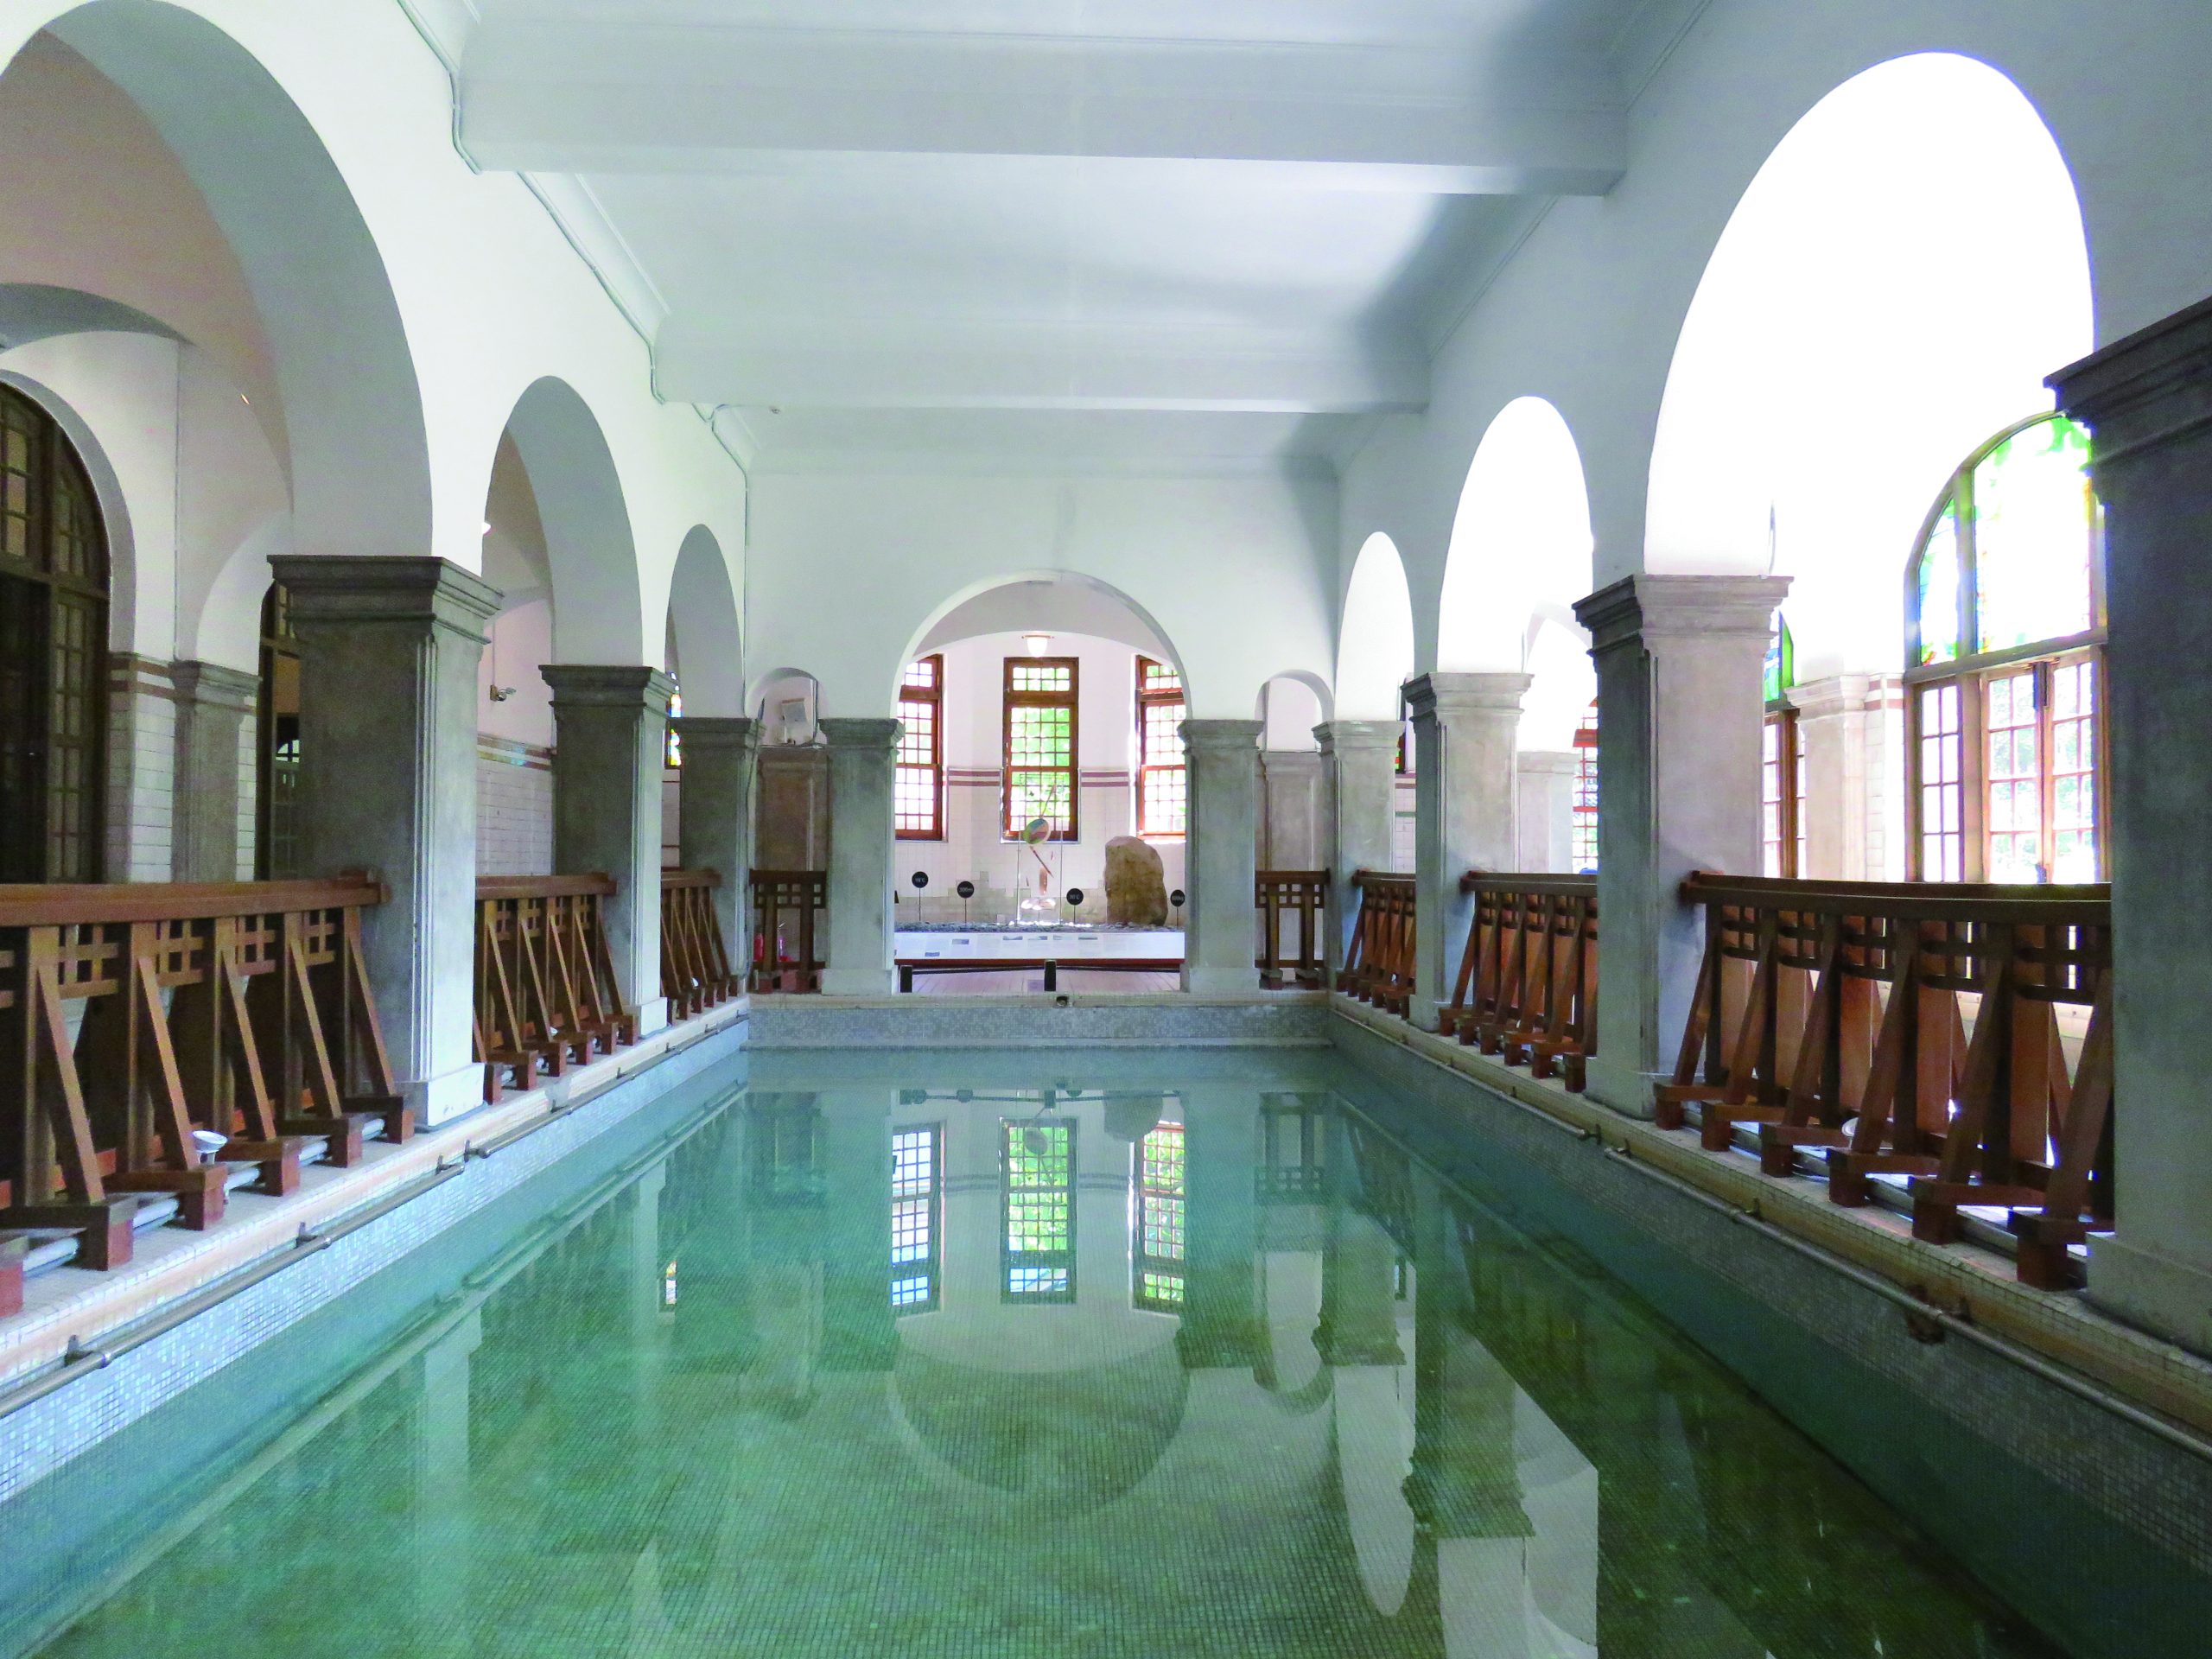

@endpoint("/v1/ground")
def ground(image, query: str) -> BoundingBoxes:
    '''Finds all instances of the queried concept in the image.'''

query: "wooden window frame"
[0,384,109,882]
[255,582,302,880]
[1002,1116,1077,1303]
[1002,655,1080,842]
[896,654,945,841]
[1135,654,1185,839]
[1761,703,1803,878]
[1571,703,1599,874]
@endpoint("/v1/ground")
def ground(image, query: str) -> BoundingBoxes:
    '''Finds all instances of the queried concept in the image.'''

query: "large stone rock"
[1105,836,1168,925]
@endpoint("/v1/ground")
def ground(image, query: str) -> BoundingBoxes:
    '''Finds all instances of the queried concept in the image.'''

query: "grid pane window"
[1761,719,1784,878]
[889,1126,940,1311]
[1985,671,2041,883]
[1136,655,1186,837]
[1571,705,1599,874]
[1760,710,1802,878]
[1003,1118,1075,1301]
[2050,660,2097,882]
[1004,658,1078,841]
[897,654,944,839]
[1135,1121,1185,1311]
[664,687,683,769]
[1918,683,1964,882]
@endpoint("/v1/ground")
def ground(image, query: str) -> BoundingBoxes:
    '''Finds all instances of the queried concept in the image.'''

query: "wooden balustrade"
[1447,874,1597,1090]
[660,869,738,1020]
[750,870,827,994]
[474,874,639,1103]
[1255,869,1329,988]
[1340,872,1414,1016]
[1657,874,2113,1287]
[0,878,406,1273]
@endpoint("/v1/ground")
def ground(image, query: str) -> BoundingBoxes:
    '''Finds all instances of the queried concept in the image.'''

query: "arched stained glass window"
[1905,413,2104,882]
[0,385,109,881]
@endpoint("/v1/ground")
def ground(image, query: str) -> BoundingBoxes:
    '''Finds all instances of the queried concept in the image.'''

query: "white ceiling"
[457,1,1689,468]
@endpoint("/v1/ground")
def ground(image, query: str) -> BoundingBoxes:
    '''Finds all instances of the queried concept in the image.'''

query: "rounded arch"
[1255,669,1332,750]
[891,569,1188,717]
[1645,51,2093,681]
[1337,533,1414,721]
[36,2,432,562]
[1438,397,1593,675]
[666,524,744,718]
[498,376,644,666]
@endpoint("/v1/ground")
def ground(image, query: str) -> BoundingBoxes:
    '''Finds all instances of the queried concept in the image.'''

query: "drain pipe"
[1598,1141,2212,1468]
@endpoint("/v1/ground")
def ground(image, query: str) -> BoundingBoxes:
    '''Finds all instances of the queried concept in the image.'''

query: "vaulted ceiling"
[455,1,1695,467]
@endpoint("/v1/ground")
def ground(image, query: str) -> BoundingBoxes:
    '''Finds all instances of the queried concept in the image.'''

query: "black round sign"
[911,871,929,889]
[956,880,976,899]
[1064,887,1085,907]
[1170,888,1186,908]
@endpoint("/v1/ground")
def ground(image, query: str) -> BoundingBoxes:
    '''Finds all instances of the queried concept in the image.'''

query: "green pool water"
[0,1048,2087,1656]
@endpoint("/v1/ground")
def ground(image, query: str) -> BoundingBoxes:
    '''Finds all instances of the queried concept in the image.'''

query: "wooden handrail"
[0,877,406,1278]
[1340,871,1414,1016]
[473,874,638,1103]
[751,869,827,994]
[1659,872,2113,1288]
[1255,869,1329,988]
[661,868,738,1019]
[1447,872,1597,1091]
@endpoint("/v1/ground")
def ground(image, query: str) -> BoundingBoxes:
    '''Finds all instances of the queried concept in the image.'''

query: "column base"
[1184,963,1255,995]
[410,1060,493,1130]
[821,967,896,996]
[1581,1056,1657,1121]
[1407,994,1447,1034]
[633,995,671,1039]
[2088,1234,2212,1359]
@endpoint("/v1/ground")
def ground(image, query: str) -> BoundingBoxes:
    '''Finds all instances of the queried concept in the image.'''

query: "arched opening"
[1645,52,2092,880]
[0,380,109,880]
[1337,534,1414,723]
[1257,672,1329,874]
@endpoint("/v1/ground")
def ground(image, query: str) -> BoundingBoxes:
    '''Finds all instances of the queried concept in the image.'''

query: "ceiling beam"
[459,24,1625,195]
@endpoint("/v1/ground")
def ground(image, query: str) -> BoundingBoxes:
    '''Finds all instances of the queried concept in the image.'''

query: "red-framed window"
[1004,657,1078,841]
[1135,655,1185,837]
[896,655,944,840]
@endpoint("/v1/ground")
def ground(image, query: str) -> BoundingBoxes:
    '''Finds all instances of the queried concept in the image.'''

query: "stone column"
[2052,294,2212,1356]
[275,556,499,1128]
[1182,719,1263,993]
[1790,673,1906,881]
[676,716,760,971]
[1573,575,1788,1116]
[543,665,676,1037]
[1257,749,1324,868]
[818,717,900,995]
[1316,721,1402,984]
[1407,673,1530,1032]
[170,660,257,882]
[1514,751,1580,875]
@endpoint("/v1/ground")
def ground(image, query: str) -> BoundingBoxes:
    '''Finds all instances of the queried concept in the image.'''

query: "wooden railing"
[474,874,638,1103]
[1447,873,1597,1091]
[1256,869,1329,988]
[0,878,405,1274]
[751,869,826,993]
[1656,874,2113,1288]
[1340,872,1414,1015]
[660,868,738,1019]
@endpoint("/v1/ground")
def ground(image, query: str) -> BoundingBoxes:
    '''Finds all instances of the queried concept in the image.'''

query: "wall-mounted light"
[1023,631,1052,657]
[488,685,516,702]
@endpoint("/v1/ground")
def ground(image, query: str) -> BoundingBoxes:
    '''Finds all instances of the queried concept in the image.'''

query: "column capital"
[819,715,903,752]
[271,555,502,636]
[674,715,762,753]
[1515,748,1580,778]
[1573,574,1790,653]
[1179,717,1263,753]
[169,659,258,713]
[542,664,677,713]
[1314,718,1402,756]
[1403,671,1530,720]
[2050,291,2212,465]
[1789,671,1902,724]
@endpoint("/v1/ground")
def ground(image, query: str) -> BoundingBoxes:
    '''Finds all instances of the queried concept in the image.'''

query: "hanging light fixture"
[1023,630,1052,657]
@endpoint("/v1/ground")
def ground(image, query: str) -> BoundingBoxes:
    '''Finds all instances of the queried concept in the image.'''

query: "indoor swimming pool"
[0,1047,2162,1656]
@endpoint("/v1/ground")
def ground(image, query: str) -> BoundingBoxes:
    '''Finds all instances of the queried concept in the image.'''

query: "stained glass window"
[1571,702,1599,874]
[890,1125,940,1312]
[1135,655,1185,837]
[1762,620,1802,877]
[1134,1121,1185,1311]
[1003,1116,1075,1301]
[897,655,944,839]
[1004,657,1078,841]
[1904,413,2105,881]
[664,685,683,769]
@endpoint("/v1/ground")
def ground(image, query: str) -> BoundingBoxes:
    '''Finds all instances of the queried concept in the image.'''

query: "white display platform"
[893,928,1185,962]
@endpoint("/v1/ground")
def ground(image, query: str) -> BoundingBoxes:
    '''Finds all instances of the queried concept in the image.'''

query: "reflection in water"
[5,1066,2065,1659]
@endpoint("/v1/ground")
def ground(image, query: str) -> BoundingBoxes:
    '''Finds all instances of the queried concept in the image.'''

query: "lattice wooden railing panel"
[0,877,404,1273]
[474,874,639,1103]
[1256,869,1329,988]
[1340,872,1414,1016]
[1658,874,2112,1288]
[750,870,827,994]
[661,868,738,1019]
[1447,874,1597,1092]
